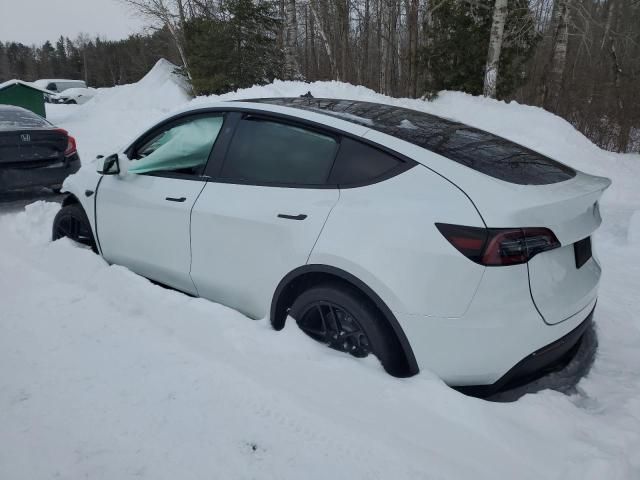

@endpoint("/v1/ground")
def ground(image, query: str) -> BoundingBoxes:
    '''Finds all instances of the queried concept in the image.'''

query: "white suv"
[54,98,610,395]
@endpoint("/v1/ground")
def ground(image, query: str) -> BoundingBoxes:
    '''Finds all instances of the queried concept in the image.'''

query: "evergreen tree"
[185,0,283,95]
[421,0,538,97]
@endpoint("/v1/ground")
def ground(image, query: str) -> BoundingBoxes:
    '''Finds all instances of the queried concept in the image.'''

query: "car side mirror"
[97,154,120,175]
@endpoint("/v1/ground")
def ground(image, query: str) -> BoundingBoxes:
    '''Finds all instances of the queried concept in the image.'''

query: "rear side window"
[329,138,403,185]
[220,118,339,185]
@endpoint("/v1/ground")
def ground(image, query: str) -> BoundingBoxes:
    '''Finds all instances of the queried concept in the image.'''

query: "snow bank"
[46,59,191,161]
[5,71,635,479]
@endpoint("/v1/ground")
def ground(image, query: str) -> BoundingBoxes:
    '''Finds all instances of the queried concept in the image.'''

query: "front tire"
[289,283,399,373]
[52,203,98,253]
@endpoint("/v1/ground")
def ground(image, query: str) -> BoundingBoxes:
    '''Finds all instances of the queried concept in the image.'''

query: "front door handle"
[277,213,307,221]
[166,196,187,202]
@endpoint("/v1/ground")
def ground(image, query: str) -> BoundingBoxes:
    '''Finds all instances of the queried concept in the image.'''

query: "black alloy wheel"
[52,203,97,252]
[296,301,371,357]
[289,283,400,373]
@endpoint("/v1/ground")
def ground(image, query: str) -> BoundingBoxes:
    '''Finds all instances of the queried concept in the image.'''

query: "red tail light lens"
[65,135,77,156]
[436,223,560,266]
[54,128,77,156]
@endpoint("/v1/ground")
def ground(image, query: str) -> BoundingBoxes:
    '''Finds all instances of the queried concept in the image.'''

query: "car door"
[96,113,226,294]
[190,114,340,319]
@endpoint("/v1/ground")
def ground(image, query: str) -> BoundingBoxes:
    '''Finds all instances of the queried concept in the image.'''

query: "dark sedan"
[0,105,80,193]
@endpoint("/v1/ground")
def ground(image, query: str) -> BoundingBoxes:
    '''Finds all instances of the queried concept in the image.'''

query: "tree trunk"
[483,0,508,98]
[82,50,88,84]
[166,20,192,84]
[379,0,388,93]
[284,0,301,79]
[600,0,613,51]
[542,0,570,110]
[309,0,338,79]
[336,0,350,83]
[361,0,370,87]
[407,0,419,97]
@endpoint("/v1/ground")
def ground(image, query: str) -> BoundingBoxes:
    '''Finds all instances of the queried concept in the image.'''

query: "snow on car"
[50,87,97,105]
[1,61,638,479]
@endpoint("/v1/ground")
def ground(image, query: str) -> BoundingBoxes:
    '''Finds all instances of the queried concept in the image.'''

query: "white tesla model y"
[53,98,611,395]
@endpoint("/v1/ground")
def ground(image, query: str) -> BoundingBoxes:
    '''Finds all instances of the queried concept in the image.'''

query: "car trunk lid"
[0,129,67,167]
[466,171,611,325]
[521,173,610,324]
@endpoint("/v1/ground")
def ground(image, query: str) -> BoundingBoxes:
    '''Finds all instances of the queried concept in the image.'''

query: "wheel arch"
[61,193,80,207]
[59,186,102,255]
[270,264,419,377]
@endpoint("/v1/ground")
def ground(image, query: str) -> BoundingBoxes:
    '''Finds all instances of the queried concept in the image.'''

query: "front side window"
[219,118,339,185]
[130,115,224,176]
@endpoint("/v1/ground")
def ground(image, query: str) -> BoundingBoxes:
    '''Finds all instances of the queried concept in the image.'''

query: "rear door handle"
[277,213,307,221]
[166,196,186,202]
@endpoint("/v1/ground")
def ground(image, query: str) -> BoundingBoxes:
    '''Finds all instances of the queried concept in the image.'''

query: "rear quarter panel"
[309,165,486,317]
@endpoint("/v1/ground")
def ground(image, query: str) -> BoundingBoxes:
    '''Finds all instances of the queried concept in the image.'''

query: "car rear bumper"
[392,262,598,387]
[454,306,594,397]
[0,156,80,191]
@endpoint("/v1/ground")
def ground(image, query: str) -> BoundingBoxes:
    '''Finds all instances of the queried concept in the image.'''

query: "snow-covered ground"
[1,61,639,479]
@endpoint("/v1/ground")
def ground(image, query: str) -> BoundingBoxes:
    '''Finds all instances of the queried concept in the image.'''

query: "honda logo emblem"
[20,133,31,142]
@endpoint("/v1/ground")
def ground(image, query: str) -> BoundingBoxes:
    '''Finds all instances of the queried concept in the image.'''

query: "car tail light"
[54,128,77,156]
[436,223,560,266]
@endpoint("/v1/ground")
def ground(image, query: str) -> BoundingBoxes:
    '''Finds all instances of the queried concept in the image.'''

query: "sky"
[0,0,147,45]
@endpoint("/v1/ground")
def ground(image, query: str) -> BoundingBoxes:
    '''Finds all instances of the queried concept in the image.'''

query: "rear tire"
[52,203,98,253]
[289,283,398,373]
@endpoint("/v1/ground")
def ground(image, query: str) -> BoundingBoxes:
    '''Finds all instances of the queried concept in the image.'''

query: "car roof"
[228,97,575,186]
[57,87,93,94]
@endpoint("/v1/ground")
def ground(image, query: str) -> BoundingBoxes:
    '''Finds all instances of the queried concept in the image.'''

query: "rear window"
[252,98,576,186]
[0,108,50,129]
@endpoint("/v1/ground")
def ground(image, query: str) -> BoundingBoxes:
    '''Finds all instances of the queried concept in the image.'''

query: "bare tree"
[542,0,570,109]
[406,0,419,97]
[309,0,338,79]
[283,0,301,78]
[122,0,192,81]
[483,0,508,97]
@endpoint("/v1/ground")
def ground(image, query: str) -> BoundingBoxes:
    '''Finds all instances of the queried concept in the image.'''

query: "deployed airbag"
[129,116,223,174]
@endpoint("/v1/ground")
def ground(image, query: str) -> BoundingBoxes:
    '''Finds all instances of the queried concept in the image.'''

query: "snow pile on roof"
[0,79,52,94]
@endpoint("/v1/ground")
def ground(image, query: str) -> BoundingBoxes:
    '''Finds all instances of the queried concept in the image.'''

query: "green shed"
[0,80,48,118]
